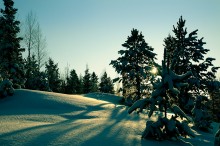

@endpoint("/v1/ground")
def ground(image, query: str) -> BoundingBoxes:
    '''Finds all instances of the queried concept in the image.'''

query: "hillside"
[0,89,218,146]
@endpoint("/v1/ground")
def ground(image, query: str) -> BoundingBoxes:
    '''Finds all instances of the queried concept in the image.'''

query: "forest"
[0,0,220,145]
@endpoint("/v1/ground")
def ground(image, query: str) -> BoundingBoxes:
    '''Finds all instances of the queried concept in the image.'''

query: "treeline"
[44,58,114,94]
[0,0,114,96]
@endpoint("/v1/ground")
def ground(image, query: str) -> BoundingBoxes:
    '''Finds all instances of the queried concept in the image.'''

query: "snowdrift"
[0,89,218,146]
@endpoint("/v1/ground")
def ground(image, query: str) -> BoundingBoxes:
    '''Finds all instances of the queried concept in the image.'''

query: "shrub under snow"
[0,78,14,98]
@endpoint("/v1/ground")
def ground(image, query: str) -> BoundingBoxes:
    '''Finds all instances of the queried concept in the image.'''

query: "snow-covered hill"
[0,89,218,146]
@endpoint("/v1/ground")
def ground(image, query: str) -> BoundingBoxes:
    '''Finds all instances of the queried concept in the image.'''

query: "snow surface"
[0,89,218,146]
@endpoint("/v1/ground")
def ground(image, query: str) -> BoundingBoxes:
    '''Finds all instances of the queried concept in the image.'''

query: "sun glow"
[151,67,157,74]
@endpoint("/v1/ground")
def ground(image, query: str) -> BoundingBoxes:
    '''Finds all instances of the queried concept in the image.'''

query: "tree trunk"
[136,75,141,100]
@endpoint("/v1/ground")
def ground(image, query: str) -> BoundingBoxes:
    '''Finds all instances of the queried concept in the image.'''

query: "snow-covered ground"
[0,89,218,146]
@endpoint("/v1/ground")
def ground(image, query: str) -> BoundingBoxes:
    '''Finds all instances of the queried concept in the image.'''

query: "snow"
[0,89,218,146]
[84,92,123,104]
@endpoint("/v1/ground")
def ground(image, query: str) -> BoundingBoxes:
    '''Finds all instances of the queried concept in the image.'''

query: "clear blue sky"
[3,0,220,78]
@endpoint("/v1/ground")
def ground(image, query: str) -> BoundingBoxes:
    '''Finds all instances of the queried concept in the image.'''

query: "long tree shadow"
[0,90,123,145]
[0,100,142,146]
[78,105,145,146]
[0,118,86,146]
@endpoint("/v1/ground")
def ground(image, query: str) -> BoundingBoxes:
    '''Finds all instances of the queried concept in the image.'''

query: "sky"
[1,0,220,79]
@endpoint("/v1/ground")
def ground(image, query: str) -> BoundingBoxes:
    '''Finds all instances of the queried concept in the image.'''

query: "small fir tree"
[78,74,84,94]
[99,71,114,94]
[25,55,49,91]
[83,66,91,94]
[66,69,80,94]
[90,72,99,92]
[45,58,61,92]
[59,79,67,94]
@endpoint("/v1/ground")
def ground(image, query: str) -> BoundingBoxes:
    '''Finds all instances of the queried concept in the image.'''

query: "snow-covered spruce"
[0,78,14,98]
[164,16,220,116]
[141,116,195,141]
[128,48,195,141]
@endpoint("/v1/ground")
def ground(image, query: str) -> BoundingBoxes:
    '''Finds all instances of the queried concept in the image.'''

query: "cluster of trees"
[111,16,220,140]
[0,0,114,96]
[44,59,114,94]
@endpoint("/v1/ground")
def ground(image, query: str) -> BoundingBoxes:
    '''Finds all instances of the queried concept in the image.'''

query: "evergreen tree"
[90,72,99,92]
[83,67,91,93]
[78,74,83,94]
[99,71,114,94]
[164,16,219,130]
[164,16,219,127]
[45,58,61,92]
[66,69,79,94]
[0,0,25,88]
[59,79,66,94]
[25,55,49,91]
[25,55,38,89]
[129,48,195,140]
[110,28,157,101]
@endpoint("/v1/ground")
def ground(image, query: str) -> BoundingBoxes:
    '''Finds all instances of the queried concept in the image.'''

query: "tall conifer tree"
[110,29,157,101]
[164,16,219,115]
[0,0,25,88]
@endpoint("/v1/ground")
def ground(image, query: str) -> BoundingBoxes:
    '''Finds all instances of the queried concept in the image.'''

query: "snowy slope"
[0,89,218,146]
[84,92,123,104]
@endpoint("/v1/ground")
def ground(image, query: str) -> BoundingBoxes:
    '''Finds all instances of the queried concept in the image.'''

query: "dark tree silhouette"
[164,16,219,112]
[0,0,25,88]
[45,58,61,92]
[25,55,49,91]
[164,16,219,130]
[99,71,114,94]
[90,72,99,92]
[66,69,80,94]
[83,66,92,94]
[110,28,157,101]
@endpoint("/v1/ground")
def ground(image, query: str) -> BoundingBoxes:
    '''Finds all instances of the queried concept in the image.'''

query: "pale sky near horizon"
[2,0,220,79]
